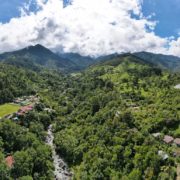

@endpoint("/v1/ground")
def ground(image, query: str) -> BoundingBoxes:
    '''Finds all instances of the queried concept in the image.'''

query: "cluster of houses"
[3,96,40,167]
[152,132,180,178]
[3,95,40,120]
[152,133,180,161]
[16,105,33,116]
[3,95,56,169]
[14,95,39,106]
[152,133,180,147]
[10,95,40,121]
[163,135,180,146]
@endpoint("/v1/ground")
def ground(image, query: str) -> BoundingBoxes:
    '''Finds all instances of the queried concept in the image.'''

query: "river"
[46,125,72,180]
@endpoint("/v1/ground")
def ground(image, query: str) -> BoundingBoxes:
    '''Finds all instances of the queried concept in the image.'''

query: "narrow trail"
[46,125,72,180]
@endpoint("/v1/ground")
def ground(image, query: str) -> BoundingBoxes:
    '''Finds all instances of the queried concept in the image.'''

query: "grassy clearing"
[0,103,20,118]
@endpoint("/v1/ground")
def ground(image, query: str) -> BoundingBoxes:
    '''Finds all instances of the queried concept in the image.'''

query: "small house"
[174,84,180,89]
[5,156,14,168]
[158,150,169,160]
[163,135,174,144]
[174,138,180,146]
[12,117,19,121]
[44,108,54,113]
[17,105,33,116]
[152,132,161,138]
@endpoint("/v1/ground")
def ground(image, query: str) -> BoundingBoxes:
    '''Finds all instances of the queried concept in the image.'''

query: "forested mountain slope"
[134,52,180,72]
[0,63,59,179]
[0,44,76,71]
[58,53,96,70]
[1,44,180,73]
[42,55,180,179]
[0,52,179,179]
[0,63,40,104]
[95,52,180,72]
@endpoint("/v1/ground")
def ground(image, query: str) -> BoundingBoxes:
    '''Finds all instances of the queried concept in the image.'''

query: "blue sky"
[0,0,70,22]
[0,1,22,23]
[0,1,38,23]
[142,0,180,38]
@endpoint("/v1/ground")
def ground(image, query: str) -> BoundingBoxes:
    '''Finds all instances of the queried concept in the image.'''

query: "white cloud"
[0,0,179,57]
[168,38,180,56]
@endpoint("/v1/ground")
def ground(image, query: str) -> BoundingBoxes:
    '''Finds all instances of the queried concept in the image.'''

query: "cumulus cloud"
[0,0,179,57]
[168,38,180,56]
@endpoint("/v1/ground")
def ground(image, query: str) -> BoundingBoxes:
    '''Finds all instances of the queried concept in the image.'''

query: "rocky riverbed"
[46,125,72,180]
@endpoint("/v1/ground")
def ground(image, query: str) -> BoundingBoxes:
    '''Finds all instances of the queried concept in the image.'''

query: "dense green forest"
[43,55,180,179]
[0,52,180,179]
[0,63,39,104]
[0,63,56,179]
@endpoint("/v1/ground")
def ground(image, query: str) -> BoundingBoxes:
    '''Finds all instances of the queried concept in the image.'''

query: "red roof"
[17,105,33,115]
[5,156,14,168]
[20,105,33,112]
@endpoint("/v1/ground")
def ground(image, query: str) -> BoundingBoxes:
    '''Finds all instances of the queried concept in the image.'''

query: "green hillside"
[0,54,179,179]
[0,44,76,72]
[0,63,40,104]
[42,55,180,179]
[1,45,180,73]
[134,52,180,72]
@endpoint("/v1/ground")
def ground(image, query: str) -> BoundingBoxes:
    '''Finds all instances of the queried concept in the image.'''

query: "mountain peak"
[25,44,51,53]
[0,44,76,71]
[34,44,44,48]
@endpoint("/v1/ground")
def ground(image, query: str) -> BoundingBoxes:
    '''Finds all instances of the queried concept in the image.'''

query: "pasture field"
[0,103,20,118]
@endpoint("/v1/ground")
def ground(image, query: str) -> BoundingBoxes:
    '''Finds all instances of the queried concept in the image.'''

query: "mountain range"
[0,44,180,179]
[0,44,180,72]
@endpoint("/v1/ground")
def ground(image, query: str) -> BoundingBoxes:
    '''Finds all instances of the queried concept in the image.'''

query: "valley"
[0,46,179,179]
[1,0,180,179]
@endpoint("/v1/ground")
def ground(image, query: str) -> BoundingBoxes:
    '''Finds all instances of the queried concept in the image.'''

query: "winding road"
[46,125,72,180]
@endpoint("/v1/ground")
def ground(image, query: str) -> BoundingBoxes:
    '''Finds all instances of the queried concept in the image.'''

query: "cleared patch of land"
[0,104,20,118]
